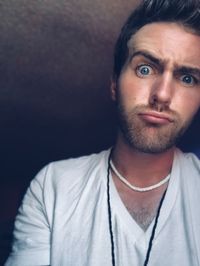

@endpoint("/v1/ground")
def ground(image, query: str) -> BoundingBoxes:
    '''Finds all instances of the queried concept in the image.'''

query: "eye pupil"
[140,66,150,75]
[183,75,193,84]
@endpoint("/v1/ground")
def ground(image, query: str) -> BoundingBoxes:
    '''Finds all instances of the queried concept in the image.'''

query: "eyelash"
[179,74,199,86]
[135,64,155,77]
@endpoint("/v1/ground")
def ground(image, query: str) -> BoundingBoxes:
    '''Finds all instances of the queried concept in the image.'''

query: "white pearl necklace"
[110,160,170,192]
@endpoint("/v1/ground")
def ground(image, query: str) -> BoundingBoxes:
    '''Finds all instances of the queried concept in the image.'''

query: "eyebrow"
[176,66,200,78]
[129,50,162,65]
[129,50,200,77]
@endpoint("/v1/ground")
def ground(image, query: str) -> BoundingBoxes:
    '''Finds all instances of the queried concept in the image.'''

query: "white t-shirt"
[5,149,200,266]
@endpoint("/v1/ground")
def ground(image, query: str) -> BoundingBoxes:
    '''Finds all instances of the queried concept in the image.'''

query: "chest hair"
[116,183,167,231]
[125,201,159,231]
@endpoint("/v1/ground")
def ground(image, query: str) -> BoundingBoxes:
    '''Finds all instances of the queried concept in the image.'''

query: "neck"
[112,135,175,188]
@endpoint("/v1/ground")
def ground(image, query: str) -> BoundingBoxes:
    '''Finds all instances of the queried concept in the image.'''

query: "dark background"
[0,0,199,264]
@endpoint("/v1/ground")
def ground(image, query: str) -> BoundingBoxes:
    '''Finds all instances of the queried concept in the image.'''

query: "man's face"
[111,22,200,153]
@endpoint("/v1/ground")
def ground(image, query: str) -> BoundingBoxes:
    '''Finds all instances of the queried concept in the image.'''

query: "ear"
[110,79,117,101]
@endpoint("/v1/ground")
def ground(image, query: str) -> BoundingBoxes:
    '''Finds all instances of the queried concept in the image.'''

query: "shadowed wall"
[1,0,140,185]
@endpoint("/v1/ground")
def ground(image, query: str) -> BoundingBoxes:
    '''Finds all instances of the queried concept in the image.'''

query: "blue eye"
[181,75,196,85]
[136,65,153,77]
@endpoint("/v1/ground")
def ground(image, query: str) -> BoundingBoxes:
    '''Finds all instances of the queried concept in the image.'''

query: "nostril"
[149,95,157,106]
[149,95,169,112]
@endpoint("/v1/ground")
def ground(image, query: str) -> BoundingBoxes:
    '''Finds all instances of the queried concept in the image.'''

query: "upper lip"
[139,111,174,122]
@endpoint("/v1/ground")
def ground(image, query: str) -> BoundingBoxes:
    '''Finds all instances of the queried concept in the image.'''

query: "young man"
[5,0,200,265]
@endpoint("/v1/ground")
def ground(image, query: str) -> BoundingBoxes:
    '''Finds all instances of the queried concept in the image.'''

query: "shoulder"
[177,149,200,172]
[175,148,200,185]
[18,149,110,227]
[49,150,107,174]
[31,148,110,193]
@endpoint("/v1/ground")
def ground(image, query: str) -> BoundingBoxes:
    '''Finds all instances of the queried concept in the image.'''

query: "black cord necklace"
[107,151,167,266]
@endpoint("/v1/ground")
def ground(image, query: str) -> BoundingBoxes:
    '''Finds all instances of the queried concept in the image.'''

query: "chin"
[122,125,184,154]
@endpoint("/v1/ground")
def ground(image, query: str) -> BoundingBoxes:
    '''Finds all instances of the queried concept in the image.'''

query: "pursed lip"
[138,111,174,124]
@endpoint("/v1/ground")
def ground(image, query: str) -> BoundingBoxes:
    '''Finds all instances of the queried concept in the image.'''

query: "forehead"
[127,22,200,67]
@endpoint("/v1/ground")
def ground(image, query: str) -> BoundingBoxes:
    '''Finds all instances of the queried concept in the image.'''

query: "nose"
[149,73,174,112]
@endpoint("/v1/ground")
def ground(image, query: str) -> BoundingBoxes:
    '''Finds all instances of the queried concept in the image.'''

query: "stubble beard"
[117,101,188,154]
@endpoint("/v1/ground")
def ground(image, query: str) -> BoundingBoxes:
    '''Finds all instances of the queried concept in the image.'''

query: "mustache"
[118,104,181,122]
[134,105,179,115]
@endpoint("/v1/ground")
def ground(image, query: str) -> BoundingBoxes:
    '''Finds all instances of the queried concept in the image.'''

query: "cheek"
[118,77,150,106]
[173,92,200,122]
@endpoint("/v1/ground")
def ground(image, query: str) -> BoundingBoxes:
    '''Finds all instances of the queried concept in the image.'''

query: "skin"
[110,22,200,230]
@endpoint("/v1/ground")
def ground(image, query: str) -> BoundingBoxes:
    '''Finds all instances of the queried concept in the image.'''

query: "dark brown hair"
[113,0,200,80]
